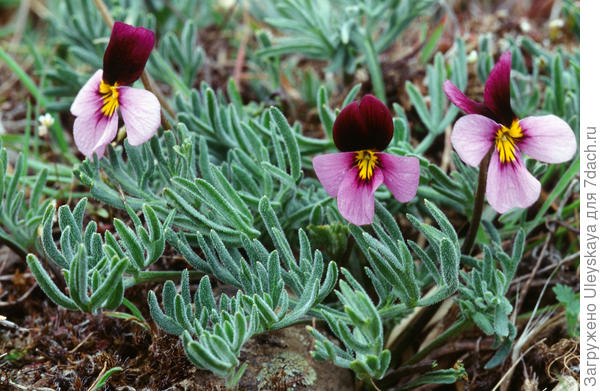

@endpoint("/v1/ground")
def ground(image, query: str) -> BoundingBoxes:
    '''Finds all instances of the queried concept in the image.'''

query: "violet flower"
[312,95,420,225]
[70,22,160,158]
[443,52,576,214]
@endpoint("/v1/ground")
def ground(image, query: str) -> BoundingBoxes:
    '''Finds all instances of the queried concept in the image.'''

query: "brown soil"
[1,246,353,390]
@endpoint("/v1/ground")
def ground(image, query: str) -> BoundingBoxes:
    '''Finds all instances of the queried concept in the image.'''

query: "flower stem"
[91,0,175,129]
[414,132,438,154]
[123,270,205,288]
[461,150,492,255]
[91,0,113,26]
[140,72,176,129]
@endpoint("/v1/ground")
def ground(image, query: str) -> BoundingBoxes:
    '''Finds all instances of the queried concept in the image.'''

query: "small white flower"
[38,113,54,137]
[520,18,532,33]
[496,9,509,18]
[38,113,54,127]
[549,18,565,29]
[345,5,360,14]
[467,50,478,64]
[217,0,236,9]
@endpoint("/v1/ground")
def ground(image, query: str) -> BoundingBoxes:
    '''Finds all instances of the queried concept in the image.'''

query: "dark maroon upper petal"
[332,101,367,152]
[443,80,495,118]
[103,22,155,85]
[483,51,516,127]
[332,94,393,152]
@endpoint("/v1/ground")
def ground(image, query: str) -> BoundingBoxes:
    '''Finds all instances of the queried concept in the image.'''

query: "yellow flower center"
[354,149,379,181]
[495,119,523,163]
[99,80,119,117]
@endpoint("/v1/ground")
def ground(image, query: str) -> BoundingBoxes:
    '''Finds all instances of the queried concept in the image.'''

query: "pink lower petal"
[378,153,419,202]
[70,70,103,117]
[451,114,499,166]
[486,149,541,214]
[118,86,161,146]
[313,152,355,197]
[73,111,119,158]
[337,167,383,225]
[518,115,577,163]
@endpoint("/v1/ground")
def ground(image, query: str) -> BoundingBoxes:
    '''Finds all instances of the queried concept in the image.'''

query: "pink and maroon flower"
[444,52,576,214]
[313,95,420,225]
[70,22,160,158]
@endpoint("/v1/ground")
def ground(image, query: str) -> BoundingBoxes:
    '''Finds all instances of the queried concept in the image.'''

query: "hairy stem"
[124,270,206,287]
[461,150,492,255]
[0,230,27,259]
[414,132,438,154]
